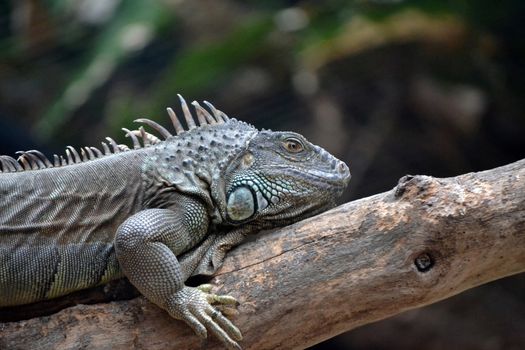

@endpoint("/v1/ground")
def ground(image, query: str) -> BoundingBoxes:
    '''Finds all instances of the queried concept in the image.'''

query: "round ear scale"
[226,186,256,222]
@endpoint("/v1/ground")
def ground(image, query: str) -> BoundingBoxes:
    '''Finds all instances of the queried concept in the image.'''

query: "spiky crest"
[0,95,237,173]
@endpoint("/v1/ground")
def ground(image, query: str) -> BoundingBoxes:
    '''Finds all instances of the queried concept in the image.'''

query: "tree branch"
[1,159,524,350]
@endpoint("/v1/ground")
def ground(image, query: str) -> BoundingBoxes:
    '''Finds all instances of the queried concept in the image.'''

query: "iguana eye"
[282,138,304,153]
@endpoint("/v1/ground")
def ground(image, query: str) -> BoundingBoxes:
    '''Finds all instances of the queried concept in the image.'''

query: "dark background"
[0,1,524,348]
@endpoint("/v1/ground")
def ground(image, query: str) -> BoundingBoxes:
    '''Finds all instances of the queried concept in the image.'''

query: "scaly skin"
[0,96,350,349]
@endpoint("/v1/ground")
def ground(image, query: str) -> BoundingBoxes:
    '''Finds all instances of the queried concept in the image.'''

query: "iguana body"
[0,96,350,349]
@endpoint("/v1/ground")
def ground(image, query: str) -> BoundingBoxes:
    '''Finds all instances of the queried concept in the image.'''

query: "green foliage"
[37,0,169,139]
[0,0,521,142]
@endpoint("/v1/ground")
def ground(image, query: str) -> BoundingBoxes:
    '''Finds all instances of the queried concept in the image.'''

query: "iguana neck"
[141,121,258,223]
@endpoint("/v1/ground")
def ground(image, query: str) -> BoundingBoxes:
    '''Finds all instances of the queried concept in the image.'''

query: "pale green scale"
[226,187,255,221]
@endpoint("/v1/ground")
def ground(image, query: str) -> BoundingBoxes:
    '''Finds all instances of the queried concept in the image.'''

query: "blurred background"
[0,0,524,348]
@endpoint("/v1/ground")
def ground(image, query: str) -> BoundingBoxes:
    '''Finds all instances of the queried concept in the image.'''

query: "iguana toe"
[196,283,213,293]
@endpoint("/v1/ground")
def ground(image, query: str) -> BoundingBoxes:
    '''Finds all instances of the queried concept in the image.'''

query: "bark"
[1,159,524,350]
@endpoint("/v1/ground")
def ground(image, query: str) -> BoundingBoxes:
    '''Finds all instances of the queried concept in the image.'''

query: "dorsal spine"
[0,95,236,173]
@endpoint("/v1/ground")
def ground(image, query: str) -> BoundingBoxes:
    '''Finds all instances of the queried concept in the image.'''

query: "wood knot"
[394,175,415,198]
[414,252,435,272]
[394,175,436,200]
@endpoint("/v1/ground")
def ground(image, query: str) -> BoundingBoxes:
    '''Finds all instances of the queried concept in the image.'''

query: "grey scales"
[0,95,350,349]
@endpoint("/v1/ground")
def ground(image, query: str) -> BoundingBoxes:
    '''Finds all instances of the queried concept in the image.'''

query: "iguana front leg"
[114,203,242,349]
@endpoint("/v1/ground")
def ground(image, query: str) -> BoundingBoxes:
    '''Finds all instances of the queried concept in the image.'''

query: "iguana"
[0,95,350,349]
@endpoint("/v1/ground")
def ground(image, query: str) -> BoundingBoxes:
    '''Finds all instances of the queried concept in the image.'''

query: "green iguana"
[0,95,350,349]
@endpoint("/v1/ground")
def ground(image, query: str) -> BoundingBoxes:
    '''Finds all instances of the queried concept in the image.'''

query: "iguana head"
[220,128,350,227]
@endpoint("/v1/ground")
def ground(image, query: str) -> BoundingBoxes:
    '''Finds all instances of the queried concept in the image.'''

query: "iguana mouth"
[274,164,351,190]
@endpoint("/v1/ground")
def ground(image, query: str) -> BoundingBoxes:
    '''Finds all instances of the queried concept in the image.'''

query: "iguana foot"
[166,285,242,350]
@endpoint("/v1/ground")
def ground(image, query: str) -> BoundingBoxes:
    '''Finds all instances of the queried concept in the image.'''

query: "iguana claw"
[198,283,239,305]
[167,285,242,350]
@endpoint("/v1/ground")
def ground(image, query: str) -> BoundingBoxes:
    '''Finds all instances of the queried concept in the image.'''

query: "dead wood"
[1,159,524,350]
